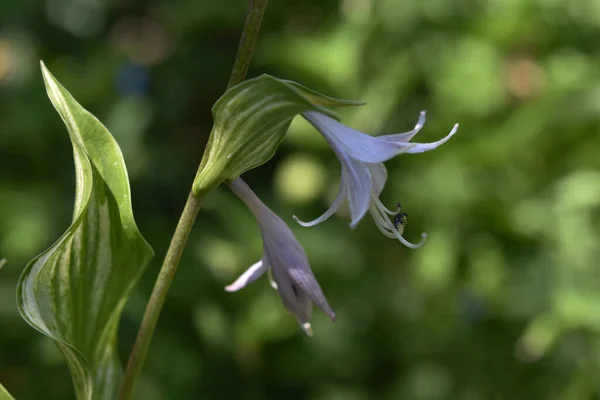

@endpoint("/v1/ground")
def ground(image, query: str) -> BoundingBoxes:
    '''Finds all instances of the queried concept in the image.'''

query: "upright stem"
[118,1,269,399]
[228,0,268,89]
[118,192,201,400]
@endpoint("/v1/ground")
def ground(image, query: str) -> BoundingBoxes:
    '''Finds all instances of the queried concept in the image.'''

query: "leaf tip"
[40,60,49,75]
[39,60,55,87]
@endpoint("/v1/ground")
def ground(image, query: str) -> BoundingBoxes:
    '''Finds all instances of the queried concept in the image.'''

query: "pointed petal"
[380,111,426,143]
[397,123,459,154]
[267,248,318,323]
[287,264,336,321]
[343,160,373,228]
[225,260,267,292]
[278,248,336,321]
[366,163,387,197]
[294,170,347,227]
[316,125,372,227]
[267,241,336,322]
[303,111,414,163]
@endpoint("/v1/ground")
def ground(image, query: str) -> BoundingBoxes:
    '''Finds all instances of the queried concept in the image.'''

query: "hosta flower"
[294,111,458,249]
[225,177,335,335]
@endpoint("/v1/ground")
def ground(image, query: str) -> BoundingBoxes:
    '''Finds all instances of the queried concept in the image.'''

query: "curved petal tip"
[328,310,337,321]
[225,284,241,292]
[224,260,267,292]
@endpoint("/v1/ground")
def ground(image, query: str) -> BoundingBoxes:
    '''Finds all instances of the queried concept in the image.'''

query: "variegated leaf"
[0,383,15,400]
[16,62,154,400]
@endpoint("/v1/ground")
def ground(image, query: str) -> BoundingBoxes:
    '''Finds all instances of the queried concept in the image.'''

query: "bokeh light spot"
[275,154,327,204]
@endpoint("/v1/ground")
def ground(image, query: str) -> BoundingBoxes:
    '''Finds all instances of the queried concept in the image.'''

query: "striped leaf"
[0,383,15,400]
[193,75,364,196]
[0,262,13,400]
[16,62,154,400]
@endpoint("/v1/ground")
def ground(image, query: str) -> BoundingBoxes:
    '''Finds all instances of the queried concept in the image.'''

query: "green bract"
[16,62,154,400]
[192,74,363,196]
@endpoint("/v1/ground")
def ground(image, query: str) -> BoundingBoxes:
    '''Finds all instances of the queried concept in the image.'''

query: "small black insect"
[393,202,408,230]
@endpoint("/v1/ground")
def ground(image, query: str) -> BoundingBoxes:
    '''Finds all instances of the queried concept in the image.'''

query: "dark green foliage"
[1,0,600,399]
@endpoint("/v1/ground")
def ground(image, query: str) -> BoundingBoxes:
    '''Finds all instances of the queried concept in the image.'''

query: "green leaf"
[0,259,6,271]
[193,74,364,196]
[0,383,15,400]
[16,62,154,400]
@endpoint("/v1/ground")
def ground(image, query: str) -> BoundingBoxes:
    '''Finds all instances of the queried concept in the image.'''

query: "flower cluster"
[215,80,458,334]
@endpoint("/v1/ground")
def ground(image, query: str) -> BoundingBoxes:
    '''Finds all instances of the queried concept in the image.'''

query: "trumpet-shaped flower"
[226,177,335,335]
[294,111,458,249]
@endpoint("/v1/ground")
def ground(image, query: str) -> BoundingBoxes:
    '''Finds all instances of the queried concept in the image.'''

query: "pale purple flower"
[294,111,458,249]
[226,177,335,335]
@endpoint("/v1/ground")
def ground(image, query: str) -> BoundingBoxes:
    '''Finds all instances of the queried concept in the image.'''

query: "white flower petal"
[303,111,413,163]
[366,163,387,197]
[225,260,267,292]
[268,257,298,311]
[401,123,459,154]
[380,111,426,143]
[267,242,336,321]
[343,162,373,228]
[310,115,373,228]
[294,170,347,227]
[269,253,316,323]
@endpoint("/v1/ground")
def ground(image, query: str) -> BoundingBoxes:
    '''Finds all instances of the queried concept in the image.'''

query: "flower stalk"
[118,1,269,398]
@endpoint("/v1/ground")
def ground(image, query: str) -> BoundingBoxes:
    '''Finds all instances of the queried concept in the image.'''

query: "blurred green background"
[2,0,600,399]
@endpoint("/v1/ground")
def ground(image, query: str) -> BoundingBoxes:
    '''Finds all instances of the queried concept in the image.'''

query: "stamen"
[393,212,408,229]
[371,197,397,231]
[370,194,428,248]
[371,191,399,215]
[380,203,397,215]
[369,206,397,238]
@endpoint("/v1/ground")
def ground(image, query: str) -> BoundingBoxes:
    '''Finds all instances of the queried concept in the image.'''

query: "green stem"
[118,1,268,399]
[227,0,268,89]
[118,192,201,400]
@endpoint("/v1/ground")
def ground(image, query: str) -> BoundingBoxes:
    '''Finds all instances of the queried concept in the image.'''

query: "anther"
[393,201,408,229]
